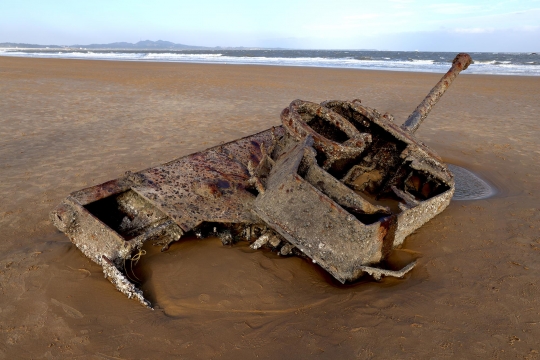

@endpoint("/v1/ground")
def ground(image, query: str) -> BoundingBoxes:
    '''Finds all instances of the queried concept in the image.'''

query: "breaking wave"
[1,49,538,76]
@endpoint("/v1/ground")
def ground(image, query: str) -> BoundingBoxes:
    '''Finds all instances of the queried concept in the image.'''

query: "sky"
[1,0,539,51]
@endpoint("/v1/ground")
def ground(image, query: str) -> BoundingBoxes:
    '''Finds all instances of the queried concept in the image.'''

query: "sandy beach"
[1,56,539,358]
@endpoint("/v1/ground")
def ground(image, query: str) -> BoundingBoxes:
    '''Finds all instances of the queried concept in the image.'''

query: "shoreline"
[1,53,538,77]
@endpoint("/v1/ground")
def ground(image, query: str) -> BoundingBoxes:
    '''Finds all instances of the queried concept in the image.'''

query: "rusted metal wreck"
[51,53,472,308]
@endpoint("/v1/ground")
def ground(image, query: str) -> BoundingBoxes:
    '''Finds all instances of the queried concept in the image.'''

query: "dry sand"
[0,56,539,359]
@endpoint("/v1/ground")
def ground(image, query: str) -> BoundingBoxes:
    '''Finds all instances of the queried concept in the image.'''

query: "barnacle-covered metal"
[51,53,472,308]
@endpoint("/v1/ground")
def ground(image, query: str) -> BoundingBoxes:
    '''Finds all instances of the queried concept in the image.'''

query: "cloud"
[267,22,540,51]
[343,14,381,20]
[519,25,540,31]
[347,26,540,52]
[428,3,481,15]
[303,10,415,34]
[452,27,495,34]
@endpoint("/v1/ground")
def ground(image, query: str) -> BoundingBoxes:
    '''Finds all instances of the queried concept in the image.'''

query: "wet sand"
[1,56,539,358]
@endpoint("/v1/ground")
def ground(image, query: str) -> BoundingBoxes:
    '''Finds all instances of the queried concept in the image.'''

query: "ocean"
[1,48,539,76]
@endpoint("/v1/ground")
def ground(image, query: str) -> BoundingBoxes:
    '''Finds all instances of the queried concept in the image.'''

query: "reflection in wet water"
[448,164,494,200]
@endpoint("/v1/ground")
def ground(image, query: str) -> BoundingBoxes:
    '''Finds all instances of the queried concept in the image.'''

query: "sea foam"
[1,49,538,76]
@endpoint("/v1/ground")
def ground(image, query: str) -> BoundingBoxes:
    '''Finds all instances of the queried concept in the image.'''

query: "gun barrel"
[402,53,472,133]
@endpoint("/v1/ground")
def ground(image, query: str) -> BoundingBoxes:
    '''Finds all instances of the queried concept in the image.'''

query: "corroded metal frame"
[51,54,472,308]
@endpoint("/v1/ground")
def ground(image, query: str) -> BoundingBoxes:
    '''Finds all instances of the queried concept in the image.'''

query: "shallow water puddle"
[448,164,494,200]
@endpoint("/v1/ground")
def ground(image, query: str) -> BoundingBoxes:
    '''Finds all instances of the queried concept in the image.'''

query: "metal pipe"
[402,53,472,133]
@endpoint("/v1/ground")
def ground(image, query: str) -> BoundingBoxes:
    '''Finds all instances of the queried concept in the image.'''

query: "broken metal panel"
[322,100,453,195]
[51,129,283,308]
[132,153,254,232]
[281,100,372,171]
[101,255,151,308]
[300,146,390,216]
[322,102,455,250]
[52,196,152,308]
[253,136,395,282]
[131,129,283,233]
[361,260,417,281]
[68,176,135,206]
[394,188,453,248]
[52,196,127,265]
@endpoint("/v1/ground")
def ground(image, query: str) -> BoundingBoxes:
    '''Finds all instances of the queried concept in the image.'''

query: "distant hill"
[0,40,210,50]
[0,42,62,48]
[71,40,208,50]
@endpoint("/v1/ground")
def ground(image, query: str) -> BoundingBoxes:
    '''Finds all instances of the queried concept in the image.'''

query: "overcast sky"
[1,0,539,51]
